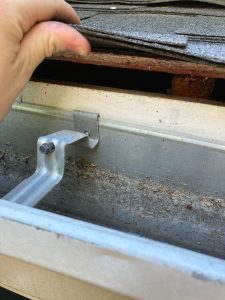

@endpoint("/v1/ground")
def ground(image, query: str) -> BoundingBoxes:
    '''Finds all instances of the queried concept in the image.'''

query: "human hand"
[0,0,91,120]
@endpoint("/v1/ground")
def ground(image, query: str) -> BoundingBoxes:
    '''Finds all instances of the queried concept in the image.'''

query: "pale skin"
[0,0,91,121]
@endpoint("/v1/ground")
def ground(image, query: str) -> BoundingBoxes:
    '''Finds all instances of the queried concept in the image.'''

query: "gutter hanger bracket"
[3,111,100,207]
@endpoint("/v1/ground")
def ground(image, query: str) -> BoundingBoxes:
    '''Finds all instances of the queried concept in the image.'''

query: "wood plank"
[51,51,225,79]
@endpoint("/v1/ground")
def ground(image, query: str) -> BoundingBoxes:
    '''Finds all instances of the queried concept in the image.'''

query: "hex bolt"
[39,142,55,155]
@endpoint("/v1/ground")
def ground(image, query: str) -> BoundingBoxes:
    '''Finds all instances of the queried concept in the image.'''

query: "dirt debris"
[1,146,225,259]
[186,203,193,210]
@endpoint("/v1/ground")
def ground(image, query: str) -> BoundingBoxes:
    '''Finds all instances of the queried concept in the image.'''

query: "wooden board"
[52,51,225,79]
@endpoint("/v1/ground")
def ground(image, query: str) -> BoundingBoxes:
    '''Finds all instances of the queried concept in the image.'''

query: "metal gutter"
[0,200,225,300]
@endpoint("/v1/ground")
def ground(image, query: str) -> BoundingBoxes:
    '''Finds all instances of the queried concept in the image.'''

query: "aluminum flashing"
[66,1,225,65]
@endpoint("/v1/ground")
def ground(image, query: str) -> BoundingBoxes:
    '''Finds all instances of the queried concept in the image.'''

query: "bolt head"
[39,142,55,155]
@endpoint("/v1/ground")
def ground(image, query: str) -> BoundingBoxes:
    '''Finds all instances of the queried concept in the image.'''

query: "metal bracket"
[3,111,99,207]
[73,111,99,149]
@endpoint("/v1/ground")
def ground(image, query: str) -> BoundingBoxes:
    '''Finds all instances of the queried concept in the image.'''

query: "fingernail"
[76,47,89,57]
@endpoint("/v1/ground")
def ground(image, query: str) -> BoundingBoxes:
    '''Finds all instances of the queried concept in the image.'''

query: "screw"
[39,142,55,155]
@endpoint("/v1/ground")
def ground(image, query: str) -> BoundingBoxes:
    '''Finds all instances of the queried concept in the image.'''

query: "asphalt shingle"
[67,1,225,65]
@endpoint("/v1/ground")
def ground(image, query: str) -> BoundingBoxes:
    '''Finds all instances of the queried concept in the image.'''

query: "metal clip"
[73,110,99,149]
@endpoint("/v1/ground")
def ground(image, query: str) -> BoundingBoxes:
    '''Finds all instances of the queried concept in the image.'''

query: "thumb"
[16,21,91,80]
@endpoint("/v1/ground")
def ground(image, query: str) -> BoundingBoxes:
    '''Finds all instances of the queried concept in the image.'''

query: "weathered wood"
[51,51,225,80]
[171,75,215,99]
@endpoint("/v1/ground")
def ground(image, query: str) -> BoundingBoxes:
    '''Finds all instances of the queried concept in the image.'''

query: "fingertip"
[75,46,91,57]
[72,10,81,24]
[39,21,90,54]
[61,25,91,55]
[64,2,81,24]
